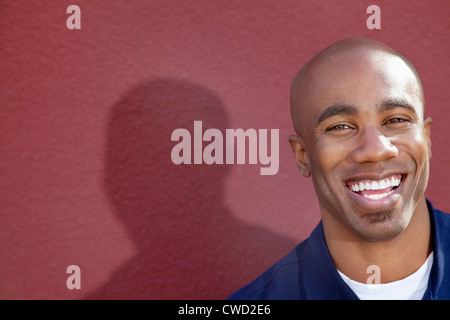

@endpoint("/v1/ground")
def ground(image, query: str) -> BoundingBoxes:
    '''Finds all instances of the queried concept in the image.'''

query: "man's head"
[289,37,432,242]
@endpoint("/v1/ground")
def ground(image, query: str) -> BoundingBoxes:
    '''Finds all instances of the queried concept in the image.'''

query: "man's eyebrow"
[377,99,418,116]
[317,104,358,125]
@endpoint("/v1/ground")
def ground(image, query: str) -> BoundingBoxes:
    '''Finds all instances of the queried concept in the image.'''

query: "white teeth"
[391,177,399,187]
[386,179,392,188]
[348,175,402,192]
[364,190,395,200]
[371,181,379,190]
[359,182,365,191]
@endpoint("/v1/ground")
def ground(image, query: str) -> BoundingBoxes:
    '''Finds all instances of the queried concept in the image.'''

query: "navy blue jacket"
[228,200,450,300]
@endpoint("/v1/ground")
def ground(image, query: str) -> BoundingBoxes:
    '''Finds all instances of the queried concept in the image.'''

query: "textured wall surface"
[1,0,449,299]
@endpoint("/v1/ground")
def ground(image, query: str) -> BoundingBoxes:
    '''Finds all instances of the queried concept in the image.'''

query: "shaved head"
[290,37,425,137]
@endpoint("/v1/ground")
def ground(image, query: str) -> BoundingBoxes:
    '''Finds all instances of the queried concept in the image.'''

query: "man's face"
[291,49,432,241]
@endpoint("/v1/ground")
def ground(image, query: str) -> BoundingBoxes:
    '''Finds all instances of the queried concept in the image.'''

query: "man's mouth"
[345,174,404,200]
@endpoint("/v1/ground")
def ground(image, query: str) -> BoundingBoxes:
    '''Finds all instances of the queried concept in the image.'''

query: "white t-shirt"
[337,252,434,300]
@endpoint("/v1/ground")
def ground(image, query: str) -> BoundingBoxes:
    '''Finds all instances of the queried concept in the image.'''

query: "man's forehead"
[309,51,422,107]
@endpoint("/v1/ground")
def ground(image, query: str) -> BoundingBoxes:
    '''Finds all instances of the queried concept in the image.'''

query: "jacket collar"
[300,222,359,299]
[301,199,448,300]
[423,200,450,300]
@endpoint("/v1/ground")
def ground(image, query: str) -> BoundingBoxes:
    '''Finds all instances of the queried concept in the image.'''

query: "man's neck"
[322,199,432,284]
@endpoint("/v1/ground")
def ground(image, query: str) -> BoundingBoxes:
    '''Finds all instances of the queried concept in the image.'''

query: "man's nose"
[349,126,398,164]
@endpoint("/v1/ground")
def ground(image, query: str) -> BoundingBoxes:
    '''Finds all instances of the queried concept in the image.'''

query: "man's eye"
[327,124,352,131]
[385,117,411,126]
[387,118,405,123]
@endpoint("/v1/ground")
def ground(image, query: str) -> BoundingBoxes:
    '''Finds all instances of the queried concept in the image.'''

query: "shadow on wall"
[87,78,296,299]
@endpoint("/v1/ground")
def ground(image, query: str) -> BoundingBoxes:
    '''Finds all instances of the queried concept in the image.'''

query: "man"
[228,37,450,300]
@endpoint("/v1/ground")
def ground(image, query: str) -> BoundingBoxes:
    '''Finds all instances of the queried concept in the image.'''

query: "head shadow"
[87,78,295,299]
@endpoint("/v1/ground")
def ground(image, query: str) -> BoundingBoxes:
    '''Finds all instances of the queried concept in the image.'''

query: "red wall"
[1,0,449,299]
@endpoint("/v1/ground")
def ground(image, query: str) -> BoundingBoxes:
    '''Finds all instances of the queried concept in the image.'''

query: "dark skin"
[289,37,433,283]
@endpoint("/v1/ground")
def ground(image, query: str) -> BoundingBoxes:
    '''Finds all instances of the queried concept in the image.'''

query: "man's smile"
[341,173,407,213]
[344,174,404,200]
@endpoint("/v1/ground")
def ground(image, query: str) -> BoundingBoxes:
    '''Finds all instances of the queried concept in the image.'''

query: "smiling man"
[228,37,450,300]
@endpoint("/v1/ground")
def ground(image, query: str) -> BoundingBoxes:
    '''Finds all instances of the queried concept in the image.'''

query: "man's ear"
[424,116,432,158]
[289,134,311,178]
